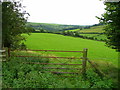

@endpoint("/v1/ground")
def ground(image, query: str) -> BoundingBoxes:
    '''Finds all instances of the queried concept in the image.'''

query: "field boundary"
[3,48,88,76]
[2,48,107,78]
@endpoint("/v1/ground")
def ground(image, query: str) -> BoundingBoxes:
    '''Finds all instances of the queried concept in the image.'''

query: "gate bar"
[42,67,82,70]
[14,55,83,59]
[15,49,84,53]
[23,62,82,65]
[40,71,79,74]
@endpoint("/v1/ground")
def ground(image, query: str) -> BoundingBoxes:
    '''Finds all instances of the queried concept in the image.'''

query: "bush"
[86,69,114,88]
[2,52,116,88]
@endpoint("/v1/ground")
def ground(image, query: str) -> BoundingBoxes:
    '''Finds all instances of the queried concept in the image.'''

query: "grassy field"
[80,34,107,41]
[67,25,104,33]
[67,29,80,32]
[80,26,104,33]
[2,33,119,88]
[66,25,107,41]
[23,33,118,66]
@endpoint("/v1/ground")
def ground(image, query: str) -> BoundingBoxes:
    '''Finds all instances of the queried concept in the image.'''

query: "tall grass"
[2,33,118,88]
[2,51,116,88]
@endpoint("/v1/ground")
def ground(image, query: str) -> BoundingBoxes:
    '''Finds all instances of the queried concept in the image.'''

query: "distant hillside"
[79,25,104,33]
[67,25,105,34]
[27,22,85,33]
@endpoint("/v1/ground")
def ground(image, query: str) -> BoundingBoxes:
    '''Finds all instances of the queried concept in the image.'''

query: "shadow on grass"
[91,61,119,88]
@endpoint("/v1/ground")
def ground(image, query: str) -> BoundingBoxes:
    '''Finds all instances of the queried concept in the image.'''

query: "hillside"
[27,22,85,33]
[23,33,118,66]
[3,33,118,88]
[62,25,106,41]
[67,25,104,34]
[80,25,104,33]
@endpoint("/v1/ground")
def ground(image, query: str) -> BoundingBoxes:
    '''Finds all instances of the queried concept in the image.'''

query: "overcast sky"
[21,0,105,25]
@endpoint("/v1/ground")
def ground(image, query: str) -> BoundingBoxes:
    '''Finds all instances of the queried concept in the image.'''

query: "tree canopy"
[97,2,120,52]
[2,0,31,49]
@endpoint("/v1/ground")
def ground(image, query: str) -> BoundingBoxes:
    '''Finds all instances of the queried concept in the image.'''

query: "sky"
[21,0,106,25]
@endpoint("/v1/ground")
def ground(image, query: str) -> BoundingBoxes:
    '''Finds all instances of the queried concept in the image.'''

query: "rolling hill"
[23,33,118,66]
[67,25,104,33]
[65,25,106,41]
[79,25,104,33]
[27,22,85,33]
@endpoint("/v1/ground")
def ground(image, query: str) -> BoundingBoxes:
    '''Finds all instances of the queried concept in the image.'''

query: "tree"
[97,2,120,52]
[2,0,30,49]
[74,31,80,37]
[79,27,83,30]
[62,31,67,35]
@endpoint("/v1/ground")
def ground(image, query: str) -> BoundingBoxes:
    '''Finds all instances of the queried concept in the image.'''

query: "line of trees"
[34,28,106,42]
[62,31,106,42]
[27,22,84,33]
[58,31,105,42]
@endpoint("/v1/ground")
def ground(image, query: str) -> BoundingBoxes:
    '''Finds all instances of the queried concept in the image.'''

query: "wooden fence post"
[8,48,10,57]
[82,48,88,76]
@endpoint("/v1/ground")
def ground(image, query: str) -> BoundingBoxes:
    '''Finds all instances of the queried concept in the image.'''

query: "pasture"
[79,26,104,33]
[67,25,104,33]
[2,33,118,88]
[80,34,107,41]
[23,33,118,66]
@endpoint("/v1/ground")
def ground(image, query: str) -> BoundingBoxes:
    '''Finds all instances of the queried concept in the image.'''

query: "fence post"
[8,48,10,57]
[82,48,88,76]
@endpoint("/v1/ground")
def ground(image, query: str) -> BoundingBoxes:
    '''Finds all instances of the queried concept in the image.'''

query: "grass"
[67,29,80,32]
[80,26,104,33]
[2,33,119,88]
[66,25,107,41]
[23,33,118,66]
[67,25,104,33]
[23,33,119,85]
[80,34,107,40]
[2,51,117,88]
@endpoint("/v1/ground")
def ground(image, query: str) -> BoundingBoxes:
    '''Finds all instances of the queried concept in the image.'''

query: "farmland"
[79,34,107,41]
[2,33,119,88]
[2,0,120,88]
[67,25,104,33]
[27,22,84,33]
[79,25,104,33]
[66,25,107,41]
[24,33,118,66]
[2,23,119,88]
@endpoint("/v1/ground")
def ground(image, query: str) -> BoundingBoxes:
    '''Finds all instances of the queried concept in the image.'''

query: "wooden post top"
[84,48,88,50]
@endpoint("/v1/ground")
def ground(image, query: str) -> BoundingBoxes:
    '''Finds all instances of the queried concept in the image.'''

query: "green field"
[3,33,118,88]
[80,34,107,40]
[80,26,104,33]
[67,29,80,32]
[66,25,107,41]
[24,33,118,66]
[67,25,104,33]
